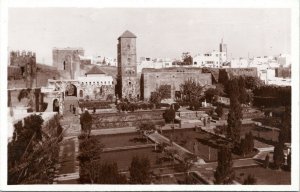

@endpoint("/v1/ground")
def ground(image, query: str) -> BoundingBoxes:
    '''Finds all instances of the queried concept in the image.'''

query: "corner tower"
[117,30,138,99]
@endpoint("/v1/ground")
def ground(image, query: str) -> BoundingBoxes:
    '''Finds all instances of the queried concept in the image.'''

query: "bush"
[173,103,180,111]
[163,108,176,123]
[243,174,257,185]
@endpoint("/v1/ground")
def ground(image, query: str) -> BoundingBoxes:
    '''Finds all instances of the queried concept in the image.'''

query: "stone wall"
[142,67,212,100]
[91,110,165,129]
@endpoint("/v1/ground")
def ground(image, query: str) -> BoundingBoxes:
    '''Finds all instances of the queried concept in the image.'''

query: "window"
[104,81,106,84]
[89,82,91,85]
[129,81,131,85]
[194,62,197,64]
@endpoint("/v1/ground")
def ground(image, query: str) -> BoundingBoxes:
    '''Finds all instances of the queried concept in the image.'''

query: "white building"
[92,56,117,66]
[193,40,227,68]
[78,65,114,86]
[277,54,291,67]
[230,58,249,68]
[193,50,227,68]
[137,57,173,73]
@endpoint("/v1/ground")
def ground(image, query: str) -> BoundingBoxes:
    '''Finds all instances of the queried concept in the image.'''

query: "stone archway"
[65,84,77,97]
[53,99,60,112]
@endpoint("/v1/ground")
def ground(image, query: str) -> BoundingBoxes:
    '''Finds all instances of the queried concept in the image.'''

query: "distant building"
[137,57,173,73]
[141,67,212,100]
[230,58,249,68]
[52,47,84,80]
[277,54,291,67]
[193,40,227,68]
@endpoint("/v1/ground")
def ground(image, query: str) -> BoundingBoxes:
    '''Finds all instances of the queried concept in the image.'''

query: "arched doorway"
[65,84,77,97]
[53,99,59,112]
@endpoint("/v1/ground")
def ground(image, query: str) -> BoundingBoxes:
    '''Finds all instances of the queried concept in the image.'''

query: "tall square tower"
[117,30,138,99]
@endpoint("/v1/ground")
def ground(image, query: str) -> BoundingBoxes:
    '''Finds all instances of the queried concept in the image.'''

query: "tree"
[244,76,263,90]
[273,143,285,169]
[80,110,93,137]
[182,52,193,65]
[204,86,223,103]
[88,162,127,184]
[163,108,176,124]
[157,84,172,100]
[129,156,151,184]
[239,132,254,156]
[8,114,61,184]
[180,78,204,103]
[264,153,270,168]
[215,105,224,118]
[279,106,291,143]
[238,77,248,105]
[136,121,156,141]
[78,136,104,183]
[243,174,257,185]
[214,147,235,184]
[226,78,242,144]
[150,91,161,106]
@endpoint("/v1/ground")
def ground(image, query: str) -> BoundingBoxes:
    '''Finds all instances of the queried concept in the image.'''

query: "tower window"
[129,82,131,85]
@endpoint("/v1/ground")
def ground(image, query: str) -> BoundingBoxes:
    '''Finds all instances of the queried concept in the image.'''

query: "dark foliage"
[264,153,270,168]
[243,174,257,185]
[129,156,151,184]
[226,78,242,144]
[80,111,92,137]
[163,108,176,123]
[273,143,285,169]
[214,146,235,184]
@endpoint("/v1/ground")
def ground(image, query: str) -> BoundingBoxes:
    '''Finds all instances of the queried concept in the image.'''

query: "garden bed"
[163,128,258,162]
[234,165,291,185]
[94,133,149,148]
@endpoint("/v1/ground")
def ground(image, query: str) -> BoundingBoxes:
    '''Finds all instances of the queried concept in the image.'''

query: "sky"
[8,8,291,65]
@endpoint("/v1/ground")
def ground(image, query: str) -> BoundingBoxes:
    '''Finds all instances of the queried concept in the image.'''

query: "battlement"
[10,50,36,58]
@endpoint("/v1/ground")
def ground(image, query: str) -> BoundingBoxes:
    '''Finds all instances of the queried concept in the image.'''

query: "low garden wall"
[91,109,165,129]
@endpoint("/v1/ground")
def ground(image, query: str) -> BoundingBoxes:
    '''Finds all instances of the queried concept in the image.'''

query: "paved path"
[55,98,80,184]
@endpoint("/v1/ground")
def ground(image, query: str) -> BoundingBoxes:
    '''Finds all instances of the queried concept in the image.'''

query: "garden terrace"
[162,128,258,162]
[78,100,112,109]
[94,132,150,149]
[253,117,282,129]
[91,110,165,129]
[95,147,175,172]
[234,165,291,185]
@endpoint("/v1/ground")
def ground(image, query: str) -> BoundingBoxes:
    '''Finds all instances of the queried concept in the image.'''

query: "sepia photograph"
[1,0,299,191]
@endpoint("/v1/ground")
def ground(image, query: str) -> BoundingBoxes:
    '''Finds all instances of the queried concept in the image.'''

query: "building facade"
[8,50,37,88]
[141,67,212,100]
[117,30,139,99]
[52,47,84,80]
[193,40,227,68]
